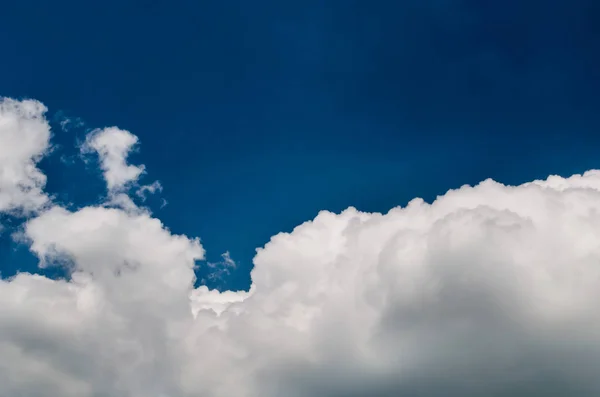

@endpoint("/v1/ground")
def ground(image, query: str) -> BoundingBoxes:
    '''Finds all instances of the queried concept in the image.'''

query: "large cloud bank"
[1,97,600,396]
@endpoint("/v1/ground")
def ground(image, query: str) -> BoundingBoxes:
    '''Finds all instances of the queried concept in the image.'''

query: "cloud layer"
[2,96,600,396]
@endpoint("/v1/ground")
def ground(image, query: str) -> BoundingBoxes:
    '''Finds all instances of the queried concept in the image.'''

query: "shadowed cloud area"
[1,1,600,396]
[1,0,599,290]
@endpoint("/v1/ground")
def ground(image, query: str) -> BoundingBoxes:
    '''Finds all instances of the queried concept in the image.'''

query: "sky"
[1,1,600,396]
[2,0,599,291]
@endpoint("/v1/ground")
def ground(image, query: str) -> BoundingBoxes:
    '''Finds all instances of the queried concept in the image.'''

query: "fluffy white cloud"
[2,97,600,396]
[81,127,146,192]
[0,98,50,216]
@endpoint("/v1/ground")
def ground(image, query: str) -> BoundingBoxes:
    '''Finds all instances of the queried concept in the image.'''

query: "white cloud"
[59,116,84,132]
[3,96,600,396]
[136,180,163,201]
[0,98,50,215]
[81,127,145,192]
[203,251,237,283]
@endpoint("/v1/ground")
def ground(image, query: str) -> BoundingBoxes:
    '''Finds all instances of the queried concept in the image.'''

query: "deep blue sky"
[1,0,599,291]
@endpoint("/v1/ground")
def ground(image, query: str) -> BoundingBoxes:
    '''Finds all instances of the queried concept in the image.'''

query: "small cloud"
[205,251,237,282]
[80,127,145,193]
[59,154,78,166]
[0,97,51,216]
[136,181,163,201]
[58,116,85,132]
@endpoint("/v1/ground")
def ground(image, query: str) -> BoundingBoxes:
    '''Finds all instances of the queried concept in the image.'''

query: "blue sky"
[1,0,599,292]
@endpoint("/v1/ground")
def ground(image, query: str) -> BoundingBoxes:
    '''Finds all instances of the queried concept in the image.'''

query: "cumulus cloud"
[0,98,50,215]
[81,127,146,192]
[2,96,600,396]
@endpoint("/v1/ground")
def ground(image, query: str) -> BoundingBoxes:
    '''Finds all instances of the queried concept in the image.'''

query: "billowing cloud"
[2,97,600,396]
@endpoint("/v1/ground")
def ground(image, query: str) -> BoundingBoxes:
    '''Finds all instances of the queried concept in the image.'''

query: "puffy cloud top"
[2,97,600,396]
